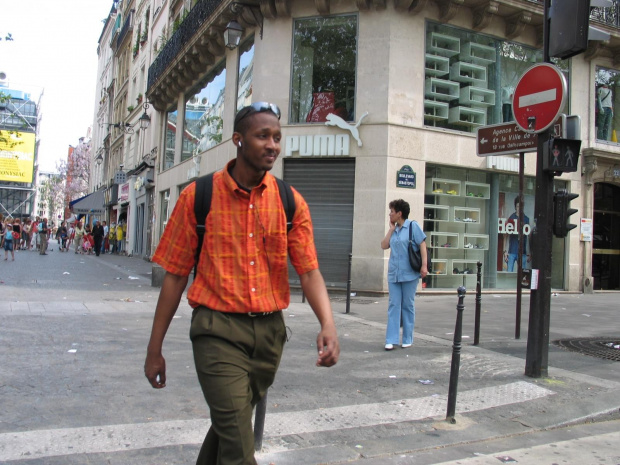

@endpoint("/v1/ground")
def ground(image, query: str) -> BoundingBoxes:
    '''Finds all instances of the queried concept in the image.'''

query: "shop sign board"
[396,165,416,189]
[476,116,564,157]
[512,63,567,134]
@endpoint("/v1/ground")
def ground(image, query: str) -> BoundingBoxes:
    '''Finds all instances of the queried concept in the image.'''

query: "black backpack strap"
[194,173,214,278]
[275,177,296,232]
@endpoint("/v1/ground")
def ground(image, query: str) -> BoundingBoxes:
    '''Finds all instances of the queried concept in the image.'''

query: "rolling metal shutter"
[284,158,355,287]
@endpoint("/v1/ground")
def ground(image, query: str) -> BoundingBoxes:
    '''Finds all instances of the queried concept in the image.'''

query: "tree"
[55,139,92,205]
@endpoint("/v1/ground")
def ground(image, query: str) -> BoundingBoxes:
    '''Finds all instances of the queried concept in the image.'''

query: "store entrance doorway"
[592,182,620,290]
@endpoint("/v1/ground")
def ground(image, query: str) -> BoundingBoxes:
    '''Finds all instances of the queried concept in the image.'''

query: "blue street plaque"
[397,165,416,189]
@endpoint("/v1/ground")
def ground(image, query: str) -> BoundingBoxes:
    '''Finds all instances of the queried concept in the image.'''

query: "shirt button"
[249,233,253,238]
[251,288,256,292]
[250,261,255,266]
[250,204,254,209]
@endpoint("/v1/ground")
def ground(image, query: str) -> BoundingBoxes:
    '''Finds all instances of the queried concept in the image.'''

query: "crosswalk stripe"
[0,381,553,461]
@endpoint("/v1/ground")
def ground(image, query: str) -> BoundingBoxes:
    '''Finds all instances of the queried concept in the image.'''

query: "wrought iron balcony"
[147,0,224,92]
[117,9,135,49]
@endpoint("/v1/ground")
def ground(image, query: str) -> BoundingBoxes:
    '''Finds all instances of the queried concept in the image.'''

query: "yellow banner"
[0,130,36,183]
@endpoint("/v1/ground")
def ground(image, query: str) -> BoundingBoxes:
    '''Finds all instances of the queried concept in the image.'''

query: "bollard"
[345,253,352,314]
[446,286,466,424]
[301,292,306,303]
[254,391,268,451]
[474,261,482,345]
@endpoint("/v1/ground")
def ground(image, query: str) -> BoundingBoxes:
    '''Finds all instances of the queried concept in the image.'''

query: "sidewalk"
[1,250,619,464]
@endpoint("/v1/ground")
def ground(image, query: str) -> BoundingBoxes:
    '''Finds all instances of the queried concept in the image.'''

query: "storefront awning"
[70,190,105,214]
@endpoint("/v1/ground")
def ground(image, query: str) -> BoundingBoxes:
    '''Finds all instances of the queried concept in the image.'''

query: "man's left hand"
[316,324,339,367]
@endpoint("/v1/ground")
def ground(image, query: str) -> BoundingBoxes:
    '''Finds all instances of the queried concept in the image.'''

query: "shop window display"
[291,15,357,124]
[595,67,620,143]
[424,23,571,133]
[184,62,227,160]
[424,167,566,290]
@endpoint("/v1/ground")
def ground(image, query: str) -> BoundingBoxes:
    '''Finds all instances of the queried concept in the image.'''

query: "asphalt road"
[1,247,619,464]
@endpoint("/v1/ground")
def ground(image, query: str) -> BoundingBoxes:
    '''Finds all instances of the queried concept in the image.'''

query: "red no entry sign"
[512,63,567,134]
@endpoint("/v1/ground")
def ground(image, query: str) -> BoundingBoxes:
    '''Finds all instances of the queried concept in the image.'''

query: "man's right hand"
[145,352,167,388]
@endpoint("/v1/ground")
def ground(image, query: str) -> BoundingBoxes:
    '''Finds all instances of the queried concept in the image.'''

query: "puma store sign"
[284,112,368,157]
[285,134,350,157]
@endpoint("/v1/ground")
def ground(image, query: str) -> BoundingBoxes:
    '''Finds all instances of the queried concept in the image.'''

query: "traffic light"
[553,189,579,238]
[548,0,612,60]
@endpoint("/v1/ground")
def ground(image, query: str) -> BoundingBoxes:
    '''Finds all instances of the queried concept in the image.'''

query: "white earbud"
[238,141,242,147]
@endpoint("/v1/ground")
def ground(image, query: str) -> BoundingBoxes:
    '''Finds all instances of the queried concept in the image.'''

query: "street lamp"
[104,101,151,134]
[95,152,104,165]
[224,20,244,49]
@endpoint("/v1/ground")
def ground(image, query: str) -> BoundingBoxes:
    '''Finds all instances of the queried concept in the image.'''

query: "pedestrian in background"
[109,223,117,254]
[21,219,31,251]
[4,223,15,261]
[115,221,124,254]
[57,222,68,251]
[102,221,109,254]
[12,219,21,253]
[144,102,340,465]
[92,220,104,257]
[38,218,49,255]
[74,220,85,254]
[380,199,428,350]
[31,217,39,250]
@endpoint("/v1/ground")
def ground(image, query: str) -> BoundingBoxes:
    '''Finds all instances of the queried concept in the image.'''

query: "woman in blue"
[381,199,428,350]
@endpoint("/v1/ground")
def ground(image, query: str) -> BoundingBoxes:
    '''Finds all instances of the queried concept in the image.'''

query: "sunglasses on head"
[235,102,281,127]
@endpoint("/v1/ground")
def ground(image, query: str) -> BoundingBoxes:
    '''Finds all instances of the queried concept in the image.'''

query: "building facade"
[91,0,620,292]
[0,73,39,221]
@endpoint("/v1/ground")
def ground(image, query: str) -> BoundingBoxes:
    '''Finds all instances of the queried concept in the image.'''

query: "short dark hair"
[389,199,410,219]
[514,196,521,208]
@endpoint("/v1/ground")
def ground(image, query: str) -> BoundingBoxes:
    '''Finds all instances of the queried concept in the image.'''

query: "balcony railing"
[591,1,620,28]
[117,9,135,49]
[147,0,224,92]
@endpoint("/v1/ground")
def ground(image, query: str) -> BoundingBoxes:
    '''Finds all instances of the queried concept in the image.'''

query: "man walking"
[38,218,48,255]
[92,220,105,257]
[144,102,340,465]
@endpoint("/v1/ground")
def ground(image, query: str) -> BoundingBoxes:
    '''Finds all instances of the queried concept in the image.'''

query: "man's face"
[236,112,281,173]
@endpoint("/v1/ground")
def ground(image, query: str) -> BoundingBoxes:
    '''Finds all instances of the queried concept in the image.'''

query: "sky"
[1,0,114,173]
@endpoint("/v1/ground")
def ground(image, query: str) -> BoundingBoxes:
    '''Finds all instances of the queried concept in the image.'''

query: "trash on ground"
[63,272,70,275]
[419,379,434,385]
[67,349,77,353]
[128,276,139,280]
[495,456,517,463]
[582,314,591,317]
[389,375,396,378]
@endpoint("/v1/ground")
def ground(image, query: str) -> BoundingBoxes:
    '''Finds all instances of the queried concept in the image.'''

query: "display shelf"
[463,233,489,250]
[425,53,450,77]
[424,100,449,121]
[451,260,479,275]
[453,207,480,223]
[459,86,496,107]
[427,178,461,196]
[429,259,447,275]
[427,32,460,57]
[460,42,496,65]
[425,78,460,101]
[448,106,487,127]
[449,61,487,86]
[424,204,450,222]
[464,181,491,199]
[429,232,459,249]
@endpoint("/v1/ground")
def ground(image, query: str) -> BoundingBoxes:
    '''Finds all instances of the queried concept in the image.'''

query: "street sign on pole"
[476,116,564,157]
[512,63,567,134]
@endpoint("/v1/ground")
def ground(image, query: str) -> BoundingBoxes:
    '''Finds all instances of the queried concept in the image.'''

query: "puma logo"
[325,112,369,147]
